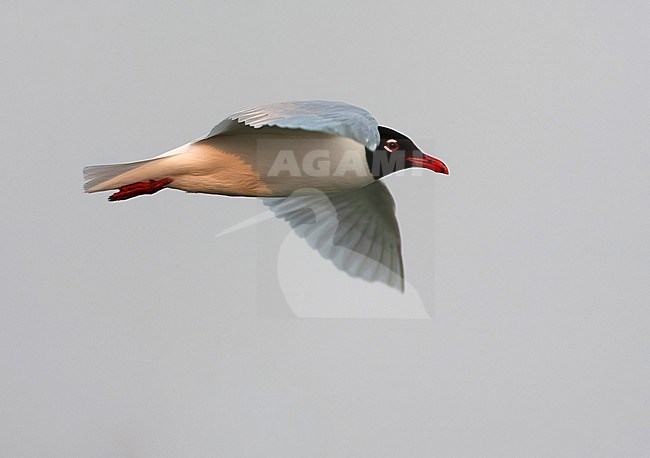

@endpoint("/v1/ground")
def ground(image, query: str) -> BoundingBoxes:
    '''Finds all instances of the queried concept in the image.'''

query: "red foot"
[109,178,173,201]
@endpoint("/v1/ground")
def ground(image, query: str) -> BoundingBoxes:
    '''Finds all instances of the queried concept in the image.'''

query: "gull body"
[86,126,372,198]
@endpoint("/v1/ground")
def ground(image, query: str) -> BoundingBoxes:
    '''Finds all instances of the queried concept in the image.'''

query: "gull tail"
[83,143,191,194]
[83,159,159,193]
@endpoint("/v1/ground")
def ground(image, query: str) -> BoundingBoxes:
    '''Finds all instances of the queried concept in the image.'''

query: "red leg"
[108,178,174,201]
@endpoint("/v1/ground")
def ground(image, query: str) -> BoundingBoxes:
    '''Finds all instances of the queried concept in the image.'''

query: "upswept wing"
[206,100,380,150]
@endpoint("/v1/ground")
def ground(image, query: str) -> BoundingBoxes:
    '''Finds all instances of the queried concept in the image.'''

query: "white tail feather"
[83,143,193,193]
[83,159,158,192]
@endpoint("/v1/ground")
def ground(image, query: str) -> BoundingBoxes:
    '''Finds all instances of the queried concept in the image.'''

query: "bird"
[83,100,449,290]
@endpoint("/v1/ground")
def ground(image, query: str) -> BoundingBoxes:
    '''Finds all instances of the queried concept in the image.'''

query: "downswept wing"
[206,100,380,150]
[263,181,404,291]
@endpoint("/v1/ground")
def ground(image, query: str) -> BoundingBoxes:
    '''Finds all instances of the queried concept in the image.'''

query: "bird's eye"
[384,139,399,152]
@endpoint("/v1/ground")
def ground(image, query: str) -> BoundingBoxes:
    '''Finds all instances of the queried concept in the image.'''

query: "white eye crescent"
[384,139,399,152]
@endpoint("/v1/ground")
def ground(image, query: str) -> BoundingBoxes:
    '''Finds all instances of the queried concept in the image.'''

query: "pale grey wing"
[206,100,380,150]
[263,181,404,291]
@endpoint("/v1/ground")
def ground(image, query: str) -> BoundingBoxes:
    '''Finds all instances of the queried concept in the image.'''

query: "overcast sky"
[1,0,649,456]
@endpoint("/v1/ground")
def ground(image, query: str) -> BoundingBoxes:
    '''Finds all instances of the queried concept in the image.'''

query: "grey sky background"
[1,0,649,456]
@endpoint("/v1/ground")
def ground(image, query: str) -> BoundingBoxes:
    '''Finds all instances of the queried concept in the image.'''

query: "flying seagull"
[83,100,449,290]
